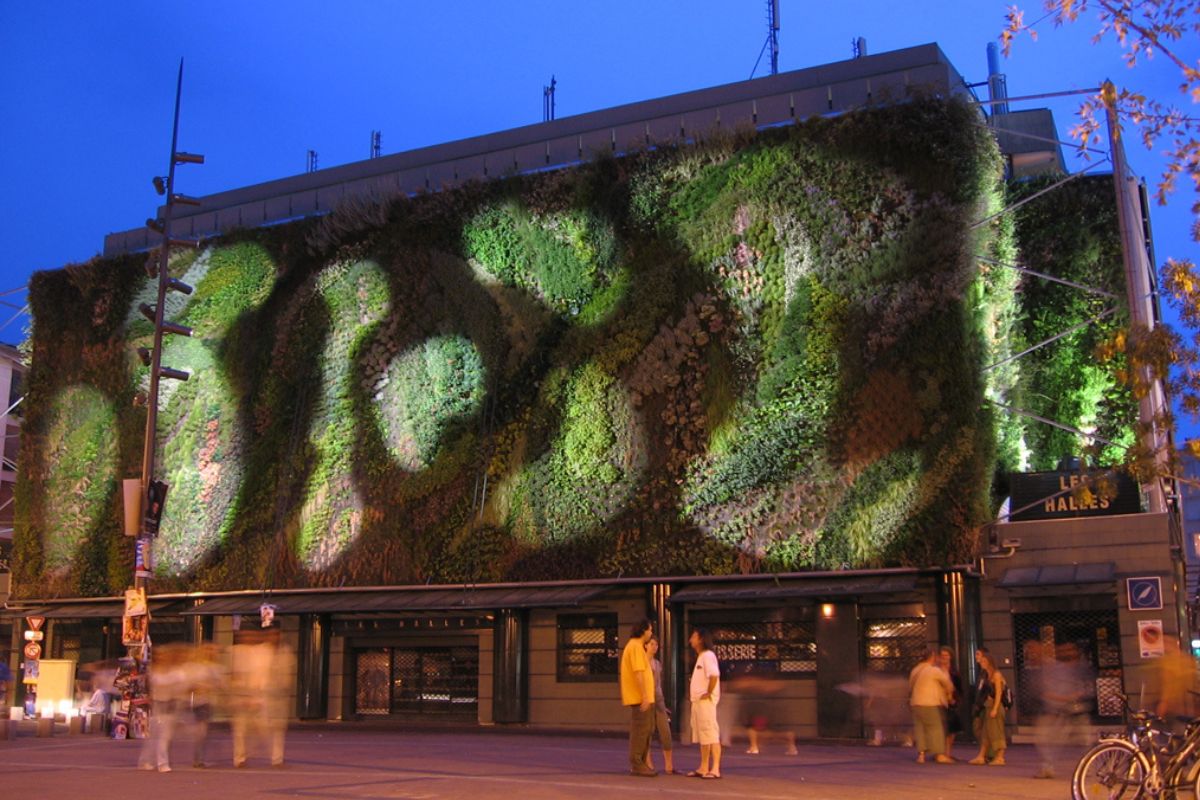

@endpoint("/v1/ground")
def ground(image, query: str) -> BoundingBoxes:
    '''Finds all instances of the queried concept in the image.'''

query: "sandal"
[701,773,722,779]
[686,771,704,778]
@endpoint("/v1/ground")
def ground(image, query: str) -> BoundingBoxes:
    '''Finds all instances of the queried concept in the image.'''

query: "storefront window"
[690,610,817,677]
[556,613,619,682]
[862,618,927,674]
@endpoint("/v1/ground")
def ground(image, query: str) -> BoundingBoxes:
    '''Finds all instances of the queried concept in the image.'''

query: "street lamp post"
[132,57,202,635]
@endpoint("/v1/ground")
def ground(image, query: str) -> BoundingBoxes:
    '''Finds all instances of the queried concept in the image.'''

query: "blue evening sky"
[0,1,1197,436]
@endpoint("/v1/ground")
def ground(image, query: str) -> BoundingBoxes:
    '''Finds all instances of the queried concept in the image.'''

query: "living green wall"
[14,98,1039,596]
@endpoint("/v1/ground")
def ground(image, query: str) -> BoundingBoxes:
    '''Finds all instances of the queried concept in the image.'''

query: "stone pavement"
[0,727,1079,800]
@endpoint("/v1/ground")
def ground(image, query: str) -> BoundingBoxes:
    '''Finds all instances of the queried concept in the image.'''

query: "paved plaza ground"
[0,726,1078,800]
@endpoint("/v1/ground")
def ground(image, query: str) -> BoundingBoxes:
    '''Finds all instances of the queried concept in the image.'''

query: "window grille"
[690,612,817,677]
[863,618,928,674]
[1012,608,1123,724]
[557,613,619,682]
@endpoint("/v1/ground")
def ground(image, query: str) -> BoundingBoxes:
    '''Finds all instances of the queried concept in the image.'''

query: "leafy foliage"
[12,97,1128,596]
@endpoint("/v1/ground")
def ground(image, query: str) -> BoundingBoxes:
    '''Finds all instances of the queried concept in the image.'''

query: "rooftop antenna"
[542,75,557,122]
[853,36,868,59]
[370,130,382,159]
[306,149,318,173]
[750,0,781,79]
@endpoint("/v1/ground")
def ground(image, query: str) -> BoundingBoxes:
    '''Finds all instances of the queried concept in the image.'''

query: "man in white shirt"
[688,628,723,779]
[909,648,955,764]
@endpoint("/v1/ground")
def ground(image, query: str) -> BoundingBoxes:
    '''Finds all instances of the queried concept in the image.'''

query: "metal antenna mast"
[542,75,557,122]
[768,0,780,75]
[750,0,781,79]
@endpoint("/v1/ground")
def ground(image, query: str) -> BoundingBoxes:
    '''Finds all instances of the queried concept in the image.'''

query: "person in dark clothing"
[938,646,964,759]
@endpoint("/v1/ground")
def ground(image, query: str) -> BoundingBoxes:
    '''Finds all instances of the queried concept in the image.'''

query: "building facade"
[3,42,1181,740]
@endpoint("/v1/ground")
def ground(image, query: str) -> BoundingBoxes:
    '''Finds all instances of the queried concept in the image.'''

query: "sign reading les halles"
[1009,470,1141,522]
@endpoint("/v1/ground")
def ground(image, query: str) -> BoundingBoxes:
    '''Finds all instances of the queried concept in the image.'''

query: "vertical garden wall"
[11,98,1130,598]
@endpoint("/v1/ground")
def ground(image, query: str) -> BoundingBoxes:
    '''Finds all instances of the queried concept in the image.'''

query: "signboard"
[23,630,43,642]
[1128,577,1164,611]
[124,587,147,617]
[1008,470,1140,522]
[1139,619,1166,658]
[26,617,45,632]
[23,642,41,660]
[122,614,148,646]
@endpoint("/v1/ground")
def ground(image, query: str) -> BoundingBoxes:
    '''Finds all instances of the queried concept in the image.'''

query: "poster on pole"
[122,613,148,646]
[1138,619,1165,658]
[124,587,147,617]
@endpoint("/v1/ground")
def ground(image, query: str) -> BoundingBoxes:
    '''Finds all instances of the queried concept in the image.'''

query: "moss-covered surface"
[11,98,1130,597]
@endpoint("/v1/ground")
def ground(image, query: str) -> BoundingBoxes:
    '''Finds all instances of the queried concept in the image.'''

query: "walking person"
[938,646,964,759]
[644,635,675,775]
[620,619,657,778]
[909,648,955,764]
[970,649,1008,766]
[1034,642,1091,779]
[687,628,722,780]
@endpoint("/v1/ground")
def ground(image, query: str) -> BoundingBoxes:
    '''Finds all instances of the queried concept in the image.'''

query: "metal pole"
[137,60,185,593]
[1105,81,1167,513]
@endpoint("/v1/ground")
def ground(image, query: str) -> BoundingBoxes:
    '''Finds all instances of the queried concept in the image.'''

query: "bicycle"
[1072,696,1200,799]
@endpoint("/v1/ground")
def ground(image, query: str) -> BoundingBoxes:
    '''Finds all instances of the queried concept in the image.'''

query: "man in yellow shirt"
[621,618,657,777]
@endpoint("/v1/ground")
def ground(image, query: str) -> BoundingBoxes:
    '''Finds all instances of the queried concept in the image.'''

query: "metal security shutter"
[1012,608,1123,724]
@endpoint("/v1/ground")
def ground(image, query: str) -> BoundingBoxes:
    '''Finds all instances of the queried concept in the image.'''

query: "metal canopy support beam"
[984,307,1117,372]
[970,158,1110,231]
[976,255,1118,299]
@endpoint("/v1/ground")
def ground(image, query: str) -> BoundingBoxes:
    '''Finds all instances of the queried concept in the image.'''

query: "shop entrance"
[1012,601,1123,725]
[354,643,479,718]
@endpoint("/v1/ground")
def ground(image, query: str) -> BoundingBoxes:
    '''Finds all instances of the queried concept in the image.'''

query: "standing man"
[620,618,657,778]
[909,647,955,764]
[688,627,722,779]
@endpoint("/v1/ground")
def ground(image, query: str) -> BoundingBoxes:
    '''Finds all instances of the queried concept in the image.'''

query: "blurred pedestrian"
[139,643,193,772]
[1156,637,1196,721]
[969,650,1008,766]
[687,628,722,779]
[643,635,675,774]
[740,668,798,755]
[1034,642,1091,779]
[231,628,293,768]
[909,648,954,764]
[938,646,964,758]
[0,658,11,714]
[620,619,657,778]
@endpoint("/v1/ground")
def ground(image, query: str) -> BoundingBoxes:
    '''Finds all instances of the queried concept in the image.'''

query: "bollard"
[35,717,54,737]
[68,715,83,736]
[86,713,105,735]
[0,719,9,740]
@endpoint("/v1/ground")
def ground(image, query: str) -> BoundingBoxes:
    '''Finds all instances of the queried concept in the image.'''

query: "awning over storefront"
[2,599,184,618]
[668,574,920,604]
[182,583,617,616]
[997,562,1116,588]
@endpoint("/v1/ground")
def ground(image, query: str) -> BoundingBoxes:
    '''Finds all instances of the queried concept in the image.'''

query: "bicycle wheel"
[1074,742,1148,800]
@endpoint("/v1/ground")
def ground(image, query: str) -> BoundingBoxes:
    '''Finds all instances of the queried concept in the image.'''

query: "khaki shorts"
[690,698,720,746]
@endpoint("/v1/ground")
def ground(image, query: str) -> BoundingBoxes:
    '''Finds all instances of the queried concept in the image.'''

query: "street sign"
[23,630,43,642]
[1128,577,1164,611]
[26,617,44,632]
[23,642,41,660]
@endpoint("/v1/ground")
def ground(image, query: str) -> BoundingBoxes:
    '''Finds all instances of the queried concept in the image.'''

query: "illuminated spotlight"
[821,603,835,619]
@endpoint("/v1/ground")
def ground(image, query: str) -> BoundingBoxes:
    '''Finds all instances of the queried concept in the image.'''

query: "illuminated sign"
[1009,470,1140,522]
